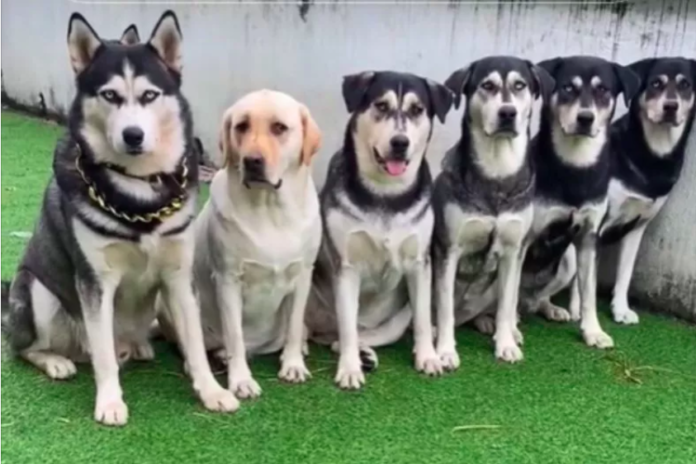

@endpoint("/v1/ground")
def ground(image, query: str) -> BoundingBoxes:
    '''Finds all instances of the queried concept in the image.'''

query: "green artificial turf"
[1,111,695,464]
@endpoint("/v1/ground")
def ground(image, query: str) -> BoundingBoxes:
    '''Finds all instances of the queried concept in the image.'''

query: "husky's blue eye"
[141,90,160,104]
[100,90,119,103]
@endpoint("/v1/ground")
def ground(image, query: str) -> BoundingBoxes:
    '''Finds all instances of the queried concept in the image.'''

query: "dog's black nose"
[498,106,517,122]
[390,135,410,153]
[122,126,144,149]
[243,156,265,173]
[576,112,595,127]
[663,101,679,114]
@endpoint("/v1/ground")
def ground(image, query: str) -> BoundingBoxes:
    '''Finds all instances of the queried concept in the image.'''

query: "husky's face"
[628,58,696,126]
[538,56,640,137]
[67,11,186,175]
[445,56,554,137]
[342,71,453,181]
[218,90,321,189]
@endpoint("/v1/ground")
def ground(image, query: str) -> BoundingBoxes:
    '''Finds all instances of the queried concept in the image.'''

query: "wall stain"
[298,0,312,22]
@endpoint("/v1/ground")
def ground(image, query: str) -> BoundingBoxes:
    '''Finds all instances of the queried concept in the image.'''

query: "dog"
[519,56,640,348]
[599,57,696,324]
[158,90,322,399]
[0,11,237,426]
[305,71,453,389]
[431,56,553,366]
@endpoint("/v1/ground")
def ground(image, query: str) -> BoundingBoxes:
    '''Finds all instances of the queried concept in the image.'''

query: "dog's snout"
[576,112,595,127]
[498,107,517,122]
[122,126,144,149]
[389,135,410,154]
[663,101,679,114]
[243,155,265,174]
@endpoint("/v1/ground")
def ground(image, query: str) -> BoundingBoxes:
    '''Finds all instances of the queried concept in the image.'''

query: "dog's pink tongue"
[385,160,407,176]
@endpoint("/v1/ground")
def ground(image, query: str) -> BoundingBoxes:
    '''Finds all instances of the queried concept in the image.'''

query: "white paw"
[543,304,572,322]
[44,356,77,380]
[200,386,240,412]
[213,349,229,366]
[278,359,311,383]
[513,327,524,346]
[132,342,155,361]
[437,349,461,371]
[613,308,639,325]
[414,347,443,376]
[495,340,524,363]
[583,330,614,349]
[94,399,129,426]
[229,375,262,399]
[335,357,365,390]
[473,315,496,335]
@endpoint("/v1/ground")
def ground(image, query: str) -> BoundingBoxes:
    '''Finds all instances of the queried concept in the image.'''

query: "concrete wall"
[2,0,695,319]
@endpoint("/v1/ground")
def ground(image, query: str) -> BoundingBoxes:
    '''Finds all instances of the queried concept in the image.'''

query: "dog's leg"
[575,234,613,348]
[213,275,261,399]
[611,224,647,325]
[334,266,364,389]
[77,276,128,426]
[407,259,442,376]
[161,271,239,412]
[434,250,461,371]
[569,276,580,321]
[278,268,312,384]
[532,246,577,322]
[494,249,524,363]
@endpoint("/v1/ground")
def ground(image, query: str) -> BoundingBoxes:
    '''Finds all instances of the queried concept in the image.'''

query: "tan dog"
[164,90,322,399]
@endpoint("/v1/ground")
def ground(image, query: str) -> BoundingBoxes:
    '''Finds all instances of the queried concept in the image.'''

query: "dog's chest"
[533,198,608,240]
[601,179,666,233]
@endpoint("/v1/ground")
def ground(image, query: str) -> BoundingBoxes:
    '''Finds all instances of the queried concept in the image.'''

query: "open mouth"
[373,148,409,177]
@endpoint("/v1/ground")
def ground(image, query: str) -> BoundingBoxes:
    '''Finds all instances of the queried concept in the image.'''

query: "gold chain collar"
[74,144,189,224]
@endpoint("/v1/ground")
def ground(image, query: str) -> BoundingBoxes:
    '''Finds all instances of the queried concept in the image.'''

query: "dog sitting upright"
[432,56,553,366]
[599,58,696,324]
[520,56,639,348]
[0,11,237,426]
[306,71,453,389]
[162,90,322,399]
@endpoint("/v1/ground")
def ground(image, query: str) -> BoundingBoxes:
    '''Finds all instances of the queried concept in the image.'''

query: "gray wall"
[2,0,695,319]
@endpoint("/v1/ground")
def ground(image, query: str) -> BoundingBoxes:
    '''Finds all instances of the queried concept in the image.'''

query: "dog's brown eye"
[513,81,527,91]
[100,90,119,103]
[141,90,160,104]
[409,105,424,117]
[271,122,288,135]
[481,81,495,92]
[235,121,249,133]
[374,102,390,113]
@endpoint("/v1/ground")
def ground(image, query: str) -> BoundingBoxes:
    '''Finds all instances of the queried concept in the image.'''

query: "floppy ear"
[444,64,475,110]
[342,71,375,113]
[120,24,140,46]
[626,58,656,83]
[148,10,182,73]
[299,104,322,166]
[613,63,641,106]
[536,57,562,78]
[527,61,555,102]
[67,13,102,75]
[424,79,454,124]
[217,109,234,168]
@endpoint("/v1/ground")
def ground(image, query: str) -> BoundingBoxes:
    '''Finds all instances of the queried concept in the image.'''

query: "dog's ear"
[444,64,475,110]
[342,71,375,113]
[424,79,454,124]
[217,109,235,168]
[613,62,641,106]
[148,10,183,73]
[527,61,555,102]
[299,104,322,166]
[536,57,562,78]
[691,59,696,82]
[120,24,140,46]
[626,58,656,84]
[67,13,102,75]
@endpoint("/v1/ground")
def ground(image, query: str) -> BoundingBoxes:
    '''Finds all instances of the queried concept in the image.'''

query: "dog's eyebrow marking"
[675,74,686,83]
[572,76,583,88]
[590,76,602,87]
[483,71,503,87]
[658,74,669,84]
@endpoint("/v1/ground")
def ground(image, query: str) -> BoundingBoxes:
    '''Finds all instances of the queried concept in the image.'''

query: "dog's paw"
[542,304,572,322]
[613,307,639,325]
[94,399,129,426]
[473,315,496,335]
[583,330,614,349]
[513,327,524,346]
[335,356,365,390]
[200,387,240,413]
[278,359,311,383]
[230,376,262,399]
[131,342,155,361]
[414,346,443,376]
[437,349,461,372]
[43,355,77,380]
[359,347,378,373]
[495,340,524,363]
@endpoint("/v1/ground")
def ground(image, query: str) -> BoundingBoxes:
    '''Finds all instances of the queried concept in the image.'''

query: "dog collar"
[73,143,189,224]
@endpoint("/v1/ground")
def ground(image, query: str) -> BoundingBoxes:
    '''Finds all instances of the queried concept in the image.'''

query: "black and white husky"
[432,56,553,366]
[520,56,639,348]
[0,11,237,426]
[306,71,453,389]
[600,57,696,324]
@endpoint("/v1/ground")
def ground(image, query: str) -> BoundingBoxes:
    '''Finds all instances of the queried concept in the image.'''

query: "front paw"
[612,306,640,325]
[414,346,443,376]
[473,315,496,335]
[541,304,572,322]
[279,358,311,383]
[229,374,262,399]
[95,398,129,426]
[335,356,365,390]
[132,342,155,361]
[437,347,461,371]
[583,329,614,349]
[199,386,240,412]
[495,333,523,363]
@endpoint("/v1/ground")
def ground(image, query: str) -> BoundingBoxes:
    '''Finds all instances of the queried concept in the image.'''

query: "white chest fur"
[532,198,608,239]
[601,179,666,233]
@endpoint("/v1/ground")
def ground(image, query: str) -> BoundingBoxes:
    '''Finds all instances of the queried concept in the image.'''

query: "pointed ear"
[148,10,182,72]
[527,61,555,103]
[342,71,375,113]
[424,79,454,123]
[120,24,140,46]
[217,109,234,168]
[444,63,475,110]
[613,62,641,106]
[67,13,102,75]
[299,104,322,166]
